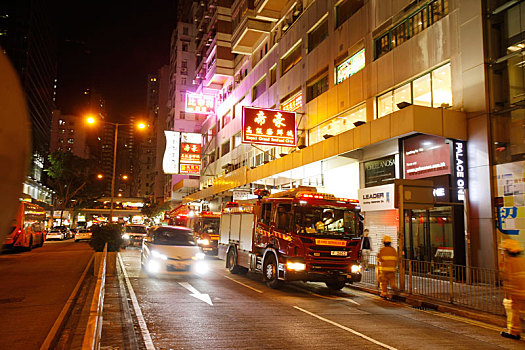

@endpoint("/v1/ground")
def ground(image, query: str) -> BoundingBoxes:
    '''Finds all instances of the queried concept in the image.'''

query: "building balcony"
[231,15,271,54]
[204,57,234,88]
[254,0,287,21]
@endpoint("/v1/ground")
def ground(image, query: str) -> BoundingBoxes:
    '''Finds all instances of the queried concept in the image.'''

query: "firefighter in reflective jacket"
[500,239,525,340]
[378,235,397,299]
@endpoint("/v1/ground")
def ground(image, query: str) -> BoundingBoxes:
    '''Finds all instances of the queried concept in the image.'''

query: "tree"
[45,150,102,224]
[141,200,172,221]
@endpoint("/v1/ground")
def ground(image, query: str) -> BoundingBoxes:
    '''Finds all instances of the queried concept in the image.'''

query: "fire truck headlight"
[122,234,130,240]
[286,262,306,271]
[351,264,362,274]
[147,260,161,274]
[197,238,210,246]
[151,250,168,260]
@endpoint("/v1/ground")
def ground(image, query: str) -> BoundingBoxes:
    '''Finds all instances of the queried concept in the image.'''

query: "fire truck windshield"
[201,217,220,233]
[294,205,358,238]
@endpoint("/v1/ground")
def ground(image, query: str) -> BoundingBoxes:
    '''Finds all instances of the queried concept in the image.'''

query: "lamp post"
[86,116,147,222]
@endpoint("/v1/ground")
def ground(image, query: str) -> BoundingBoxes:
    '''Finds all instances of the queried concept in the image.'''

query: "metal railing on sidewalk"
[357,255,505,315]
[82,243,107,349]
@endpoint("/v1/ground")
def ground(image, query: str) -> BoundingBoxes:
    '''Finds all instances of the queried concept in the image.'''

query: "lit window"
[281,42,302,76]
[336,0,364,28]
[377,92,394,118]
[412,74,432,107]
[307,15,328,53]
[393,83,411,111]
[309,104,366,145]
[58,119,65,125]
[431,63,452,107]
[335,49,365,84]
[306,68,329,102]
[68,138,74,144]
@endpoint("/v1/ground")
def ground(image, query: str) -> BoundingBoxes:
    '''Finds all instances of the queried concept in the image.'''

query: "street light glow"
[86,116,96,124]
[137,122,147,129]
[122,175,129,180]
[97,174,103,179]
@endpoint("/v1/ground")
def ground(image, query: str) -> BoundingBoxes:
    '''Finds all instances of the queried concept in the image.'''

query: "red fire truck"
[219,187,363,290]
[187,211,221,255]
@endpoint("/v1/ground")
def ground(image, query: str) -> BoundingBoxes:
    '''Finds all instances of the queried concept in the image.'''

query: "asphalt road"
[119,249,524,350]
[0,239,93,349]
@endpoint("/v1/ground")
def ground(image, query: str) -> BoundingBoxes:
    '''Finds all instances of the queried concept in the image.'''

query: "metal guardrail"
[82,244,107,349]
[358,255,505,315]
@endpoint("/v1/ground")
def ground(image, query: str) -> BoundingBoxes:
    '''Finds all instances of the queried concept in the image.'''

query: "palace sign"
[242,107,297,147]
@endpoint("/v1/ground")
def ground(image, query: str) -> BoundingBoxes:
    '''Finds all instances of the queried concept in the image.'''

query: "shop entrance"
[404,205,465,265]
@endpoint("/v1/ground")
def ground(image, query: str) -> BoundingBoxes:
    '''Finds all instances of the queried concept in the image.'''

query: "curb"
[347,283,507,328]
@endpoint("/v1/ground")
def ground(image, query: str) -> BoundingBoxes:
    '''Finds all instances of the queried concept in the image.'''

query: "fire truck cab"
[188,211,221,255]
[219,186,363,290]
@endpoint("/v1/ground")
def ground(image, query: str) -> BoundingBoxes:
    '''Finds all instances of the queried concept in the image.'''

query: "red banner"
[242,107,297,147]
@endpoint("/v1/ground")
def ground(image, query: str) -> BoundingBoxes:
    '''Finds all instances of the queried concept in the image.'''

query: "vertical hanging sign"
[451,140,467,201]
[163,131,181,174]
[179,132,202,175]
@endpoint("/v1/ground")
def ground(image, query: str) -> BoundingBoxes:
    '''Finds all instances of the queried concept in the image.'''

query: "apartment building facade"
[179,0,525,269]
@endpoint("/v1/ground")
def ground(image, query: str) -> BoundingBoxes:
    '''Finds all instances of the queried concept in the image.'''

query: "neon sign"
[185,92,215,114]
[242,107,297,147]
[281,93,302,112]
[335,49,365,85]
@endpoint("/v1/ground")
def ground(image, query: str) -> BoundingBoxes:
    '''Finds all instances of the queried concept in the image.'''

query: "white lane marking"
[223,275,264,294]
[343,298,360,305]
[118,253,155,350]
[178,282,213,305]
[294,306,398,350]
[287,284,361,305]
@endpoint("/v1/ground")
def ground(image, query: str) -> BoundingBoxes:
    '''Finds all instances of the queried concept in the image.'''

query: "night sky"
[57,0,178,121]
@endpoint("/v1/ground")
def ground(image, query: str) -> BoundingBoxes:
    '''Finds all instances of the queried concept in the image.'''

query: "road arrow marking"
[178,282,213,305]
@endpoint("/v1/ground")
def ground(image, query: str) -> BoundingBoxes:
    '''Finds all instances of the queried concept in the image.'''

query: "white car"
[74,229,92,242]
[46,229,64,240]
[141,226,207,276]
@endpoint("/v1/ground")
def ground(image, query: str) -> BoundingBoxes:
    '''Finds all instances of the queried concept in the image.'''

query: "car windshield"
[78,229,91,233]
[152,228,196,246]
[294,205,358,238]
[125,225,147,234]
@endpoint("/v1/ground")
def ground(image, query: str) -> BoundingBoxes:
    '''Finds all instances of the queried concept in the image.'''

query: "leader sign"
[242,107,297,147]
[358,184,395,212]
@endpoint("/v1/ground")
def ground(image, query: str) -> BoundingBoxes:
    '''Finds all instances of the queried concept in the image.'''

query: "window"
[182,43,188,51]
[374,0,448,59]
[376,63,452,118]
[181,60,187,68]
[309,103,366,145]
[269,65,277,86]
[183,27,188,35]
[412,74,432,107]
[281,42,302,76]
[308,16,328,53]
[232,132,242,149]
[335,0,364,28]
[261,203,272,225]
[181,77,187,85]
[276,204,292,231]
[252,77,267,101]
[221,140,230,156]
[306,69,329,102]
[58,119,65,125]
[335,49,365,84]
[68,138,74,144]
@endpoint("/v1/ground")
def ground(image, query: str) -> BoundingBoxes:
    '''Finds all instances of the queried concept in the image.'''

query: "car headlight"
[197,238,210,246]
[194,261,209,274]
[147,260,161,274]
[151,250,168,260]
[351,264,362,273]
[193,252,205,260]
[286,262,306,271]
[122,234,130,239]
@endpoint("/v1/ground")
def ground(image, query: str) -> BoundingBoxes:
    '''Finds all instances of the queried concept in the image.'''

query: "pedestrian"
[500,238,525,340]
[361,229,372,271]
[377,235,397,299]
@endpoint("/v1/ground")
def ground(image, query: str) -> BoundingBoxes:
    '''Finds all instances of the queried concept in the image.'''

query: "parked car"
[74,229,92,242]
[55,226,72,239]
[122,224,148,247]
[141,226,207,276]
[46,229,65,240]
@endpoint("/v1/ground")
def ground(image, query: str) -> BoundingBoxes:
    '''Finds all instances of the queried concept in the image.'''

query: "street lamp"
[86,115,147,221]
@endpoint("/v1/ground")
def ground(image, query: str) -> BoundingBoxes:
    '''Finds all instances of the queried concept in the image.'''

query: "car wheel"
[227,248,244,274]
[26,236,33,251]
[264,254,283,289]
[325,280,347,291]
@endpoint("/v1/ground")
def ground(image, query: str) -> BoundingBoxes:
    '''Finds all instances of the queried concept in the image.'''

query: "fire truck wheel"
[325,280,347,291]
[264,255,283,289]
[227,249,244,274]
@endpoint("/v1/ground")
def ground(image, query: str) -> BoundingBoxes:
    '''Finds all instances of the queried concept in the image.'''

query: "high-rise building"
[49,110,90,159]
[0,0,58,205]
[180,0,521,270]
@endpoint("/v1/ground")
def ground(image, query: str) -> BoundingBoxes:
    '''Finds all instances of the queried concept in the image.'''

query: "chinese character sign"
[242,107,297,147]
[179,132,202,174]
[281,93,302,112]
[185,92,215,114]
